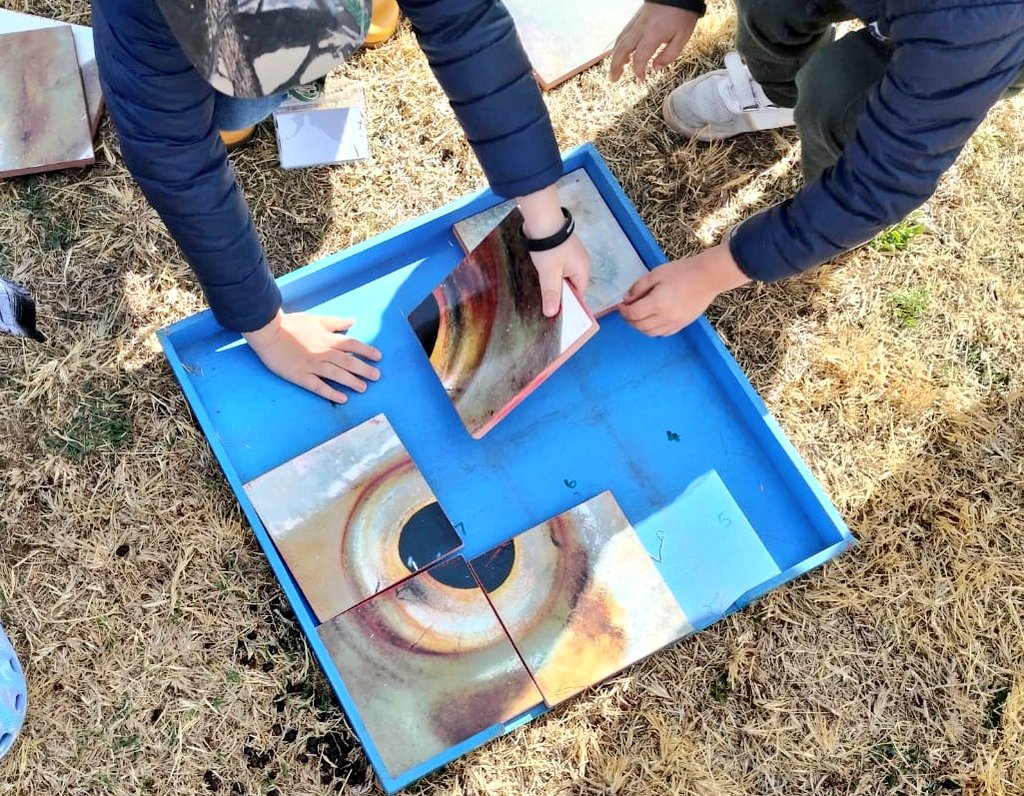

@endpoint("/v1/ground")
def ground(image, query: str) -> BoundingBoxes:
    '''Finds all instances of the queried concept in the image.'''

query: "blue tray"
[158,143,854,794]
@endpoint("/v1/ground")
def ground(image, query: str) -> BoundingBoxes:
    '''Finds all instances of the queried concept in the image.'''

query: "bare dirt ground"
[1,2,1022,794]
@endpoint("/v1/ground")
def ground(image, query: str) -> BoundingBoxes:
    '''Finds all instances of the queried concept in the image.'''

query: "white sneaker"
[663,52,796,141]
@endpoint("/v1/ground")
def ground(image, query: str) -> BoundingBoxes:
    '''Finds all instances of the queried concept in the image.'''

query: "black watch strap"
[523,208,575,252]
[646,0,707,17]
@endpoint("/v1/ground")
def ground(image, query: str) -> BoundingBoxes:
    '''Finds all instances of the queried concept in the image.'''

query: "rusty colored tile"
[453,168,650,317]
[0,27,94,178]
[503,0,642,89]
[409,208,598,438]
[317,558,543,777]
[243,413,462,623]
[0,11,103,134]
[471,491,692,706]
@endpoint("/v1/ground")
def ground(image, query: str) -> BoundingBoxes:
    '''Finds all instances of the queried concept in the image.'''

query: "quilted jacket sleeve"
[731,1,1024,282]
[399,0,563,197]
[91,0,282,333]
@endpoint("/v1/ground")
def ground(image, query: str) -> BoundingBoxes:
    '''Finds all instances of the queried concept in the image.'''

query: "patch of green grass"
[47,395,133,461]
[710,670,730,703]
[226,669,242,684]
[891,288,929,328]
[984,686,1011,731]
[874,745,960,795]
[872,215,925,253]
[20,180,74,252]
[958,338,1011,390]
[114,733,141,751]
[871,740,927,789]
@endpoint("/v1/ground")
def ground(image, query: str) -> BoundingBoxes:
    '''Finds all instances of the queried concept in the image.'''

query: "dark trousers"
[735,0,1024,180]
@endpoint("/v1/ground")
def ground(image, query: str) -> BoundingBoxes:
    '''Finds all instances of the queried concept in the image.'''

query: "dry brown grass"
[2,1,1024,794]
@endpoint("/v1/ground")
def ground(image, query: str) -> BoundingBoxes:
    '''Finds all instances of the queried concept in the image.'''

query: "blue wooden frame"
[158,143,855,794]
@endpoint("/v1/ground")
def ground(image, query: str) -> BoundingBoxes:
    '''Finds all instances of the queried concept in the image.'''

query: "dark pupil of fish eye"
[409,292,440,358]
[426,545,515,591]
[398,503,515,591]
[398,501,461,575]
[466,542,515,593]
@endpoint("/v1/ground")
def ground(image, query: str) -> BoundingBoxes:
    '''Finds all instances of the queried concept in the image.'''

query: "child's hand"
[518,184,592,316]
[529,234,591,316]
[243,310,382,403]
[620,243,751,336]
[610,4,699,82]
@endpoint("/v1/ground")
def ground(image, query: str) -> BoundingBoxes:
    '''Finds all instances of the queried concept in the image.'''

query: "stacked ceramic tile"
[0,11,103,179]
[409,209,600,438]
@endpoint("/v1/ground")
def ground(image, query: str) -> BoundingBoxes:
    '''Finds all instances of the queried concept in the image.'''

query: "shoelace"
[722,52,774,112]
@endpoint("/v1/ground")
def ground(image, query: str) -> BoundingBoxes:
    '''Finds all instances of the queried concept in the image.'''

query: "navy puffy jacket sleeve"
[731,1,1024,282]
[92,0,282,333]
[91,0,562,332]
[399,0,562,196]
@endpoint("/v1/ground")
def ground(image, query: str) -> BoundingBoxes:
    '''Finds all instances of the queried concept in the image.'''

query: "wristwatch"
[522,208,576,252]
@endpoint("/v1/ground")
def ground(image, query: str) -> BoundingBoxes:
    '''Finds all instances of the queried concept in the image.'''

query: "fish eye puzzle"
[242,413,462,623]
[452,167,649,317]
[471,491,692,707]
[409,208,598,438]
[159,144,855,794]
[317,557,544,779]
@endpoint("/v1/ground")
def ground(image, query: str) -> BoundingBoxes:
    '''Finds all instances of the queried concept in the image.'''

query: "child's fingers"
[619,290,660,324]
[609,36,637,82]
[629,313,666,336]
[302,375,349,405]
[631,36,665,82]
[321,316,356,333]
[315,361,369,394]
[332,337,383,362]
[650,321,683,337]
[652,33,687,72]
[325,348,381,382]
[610,11,643,81]
[622,271,658,304]
[563,237,592,298]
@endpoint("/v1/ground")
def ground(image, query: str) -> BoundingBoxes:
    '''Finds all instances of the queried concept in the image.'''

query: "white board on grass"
[273,83,369,169]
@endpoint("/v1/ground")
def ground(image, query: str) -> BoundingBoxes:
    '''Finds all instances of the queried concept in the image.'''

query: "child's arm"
[398,0,592,314]
[731,5,1024,283]
[92,0,278,335]
[92,0,380,404]
[622,3,1024,337]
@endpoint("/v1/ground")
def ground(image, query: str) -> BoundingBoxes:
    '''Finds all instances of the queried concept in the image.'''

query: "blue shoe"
[0,624,27,759]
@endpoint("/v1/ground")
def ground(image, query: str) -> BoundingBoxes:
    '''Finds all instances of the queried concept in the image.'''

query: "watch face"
[155,0,370,97]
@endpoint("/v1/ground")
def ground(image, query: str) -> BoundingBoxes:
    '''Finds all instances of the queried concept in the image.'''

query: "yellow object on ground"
[219,126,255,150]
[365,0,400,47]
